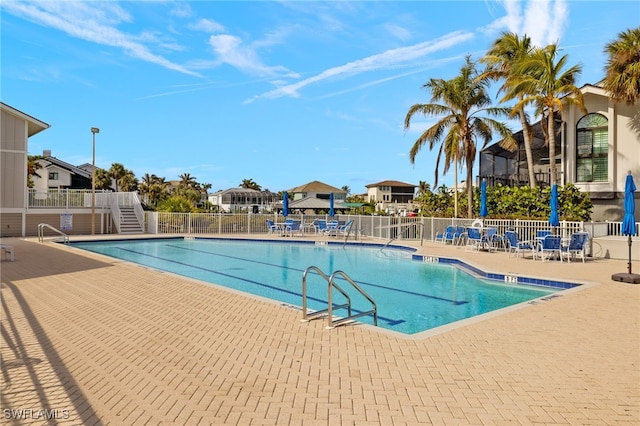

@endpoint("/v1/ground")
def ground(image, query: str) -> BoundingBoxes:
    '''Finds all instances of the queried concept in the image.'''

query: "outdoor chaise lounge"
[504,231,535,259]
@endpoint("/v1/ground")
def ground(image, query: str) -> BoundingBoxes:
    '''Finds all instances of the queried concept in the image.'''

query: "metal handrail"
[301,266,351,322]
[37,223,69,243]
[381,222,425,248]
[328,270,377,328]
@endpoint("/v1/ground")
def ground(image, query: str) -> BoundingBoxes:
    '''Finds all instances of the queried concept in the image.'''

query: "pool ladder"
[38,223,69,243]
[301,266,377,329]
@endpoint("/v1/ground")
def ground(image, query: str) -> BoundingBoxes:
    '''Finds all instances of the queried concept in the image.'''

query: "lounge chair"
[504,231,535,259]
[314,219,328,234]
[538,235,562,262]
[561,232,589,263]
[325,220,339,234]
[453,226,467,246]
[435,226,454,243]
[327,220,353,237]
[1,244,14,262]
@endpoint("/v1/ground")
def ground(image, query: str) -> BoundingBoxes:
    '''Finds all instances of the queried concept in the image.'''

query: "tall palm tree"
[240,178,261,190]
[479,32,538,188]
[603,27,640,105]
[179,173,197,190]
[404,56,515,218]
[119,170,138,192]
[341,185,351,196]
[139,173,169,207]
[417,180,431,195]
[109,163,127,192]
[511,44,586,185]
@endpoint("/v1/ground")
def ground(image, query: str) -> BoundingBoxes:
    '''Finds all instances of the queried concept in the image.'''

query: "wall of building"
[1,110,27,210]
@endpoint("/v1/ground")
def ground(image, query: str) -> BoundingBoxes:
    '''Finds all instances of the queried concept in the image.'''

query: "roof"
[1,102,50,137]
[288,197,347,210]
[40,156,91,179]
[212,187,276,196]
[365,180,416,188]
[288,180,345,194]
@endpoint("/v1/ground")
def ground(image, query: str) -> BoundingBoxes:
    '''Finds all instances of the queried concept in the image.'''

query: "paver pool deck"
[1,235,638,425]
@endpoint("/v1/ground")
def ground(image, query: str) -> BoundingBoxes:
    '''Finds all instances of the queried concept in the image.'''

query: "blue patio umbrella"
[621,172,637,275]
[549,183,560,227]
[329,192,335,217]
[282,191,289,217]
[479,179,488,218]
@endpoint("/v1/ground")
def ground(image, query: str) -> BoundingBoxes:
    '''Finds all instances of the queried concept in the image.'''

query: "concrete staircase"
[119,207,144,234]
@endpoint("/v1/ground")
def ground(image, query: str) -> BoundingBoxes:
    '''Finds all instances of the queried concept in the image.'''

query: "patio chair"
[327,220,353,237]
[265,219,280,235]
[284,220,302,237]
[538,235,562,262]
[483,227,501,252]
[560,232,589,263]
[1,244,14,261]
[465,227,484,251]
[314,219,328,234]
[435,225,454,243]
[504,231,535,259]
[453,226,467,245]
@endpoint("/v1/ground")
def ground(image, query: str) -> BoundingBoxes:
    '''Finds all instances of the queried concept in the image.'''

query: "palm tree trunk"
[518,107,536,188]
[454,158,458,218]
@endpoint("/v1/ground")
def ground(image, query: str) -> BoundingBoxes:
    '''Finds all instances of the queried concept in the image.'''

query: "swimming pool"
[70,237,573,335]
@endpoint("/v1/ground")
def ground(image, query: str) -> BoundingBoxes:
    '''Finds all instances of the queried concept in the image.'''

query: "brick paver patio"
[1,236,638,425]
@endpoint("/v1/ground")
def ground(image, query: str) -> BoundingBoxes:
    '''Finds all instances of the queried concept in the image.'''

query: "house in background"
[32,150,93,191]
[479,82,639,222]
[208,188,279,213]
[365,180,417,215]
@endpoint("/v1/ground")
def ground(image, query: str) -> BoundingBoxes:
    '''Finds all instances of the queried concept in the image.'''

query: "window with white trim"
[576,113,608,182]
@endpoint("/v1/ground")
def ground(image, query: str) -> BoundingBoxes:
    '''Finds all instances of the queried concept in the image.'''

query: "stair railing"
[38,223,69,243]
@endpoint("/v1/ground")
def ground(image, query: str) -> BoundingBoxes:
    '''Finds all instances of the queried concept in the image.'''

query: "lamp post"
[91,127,100,235]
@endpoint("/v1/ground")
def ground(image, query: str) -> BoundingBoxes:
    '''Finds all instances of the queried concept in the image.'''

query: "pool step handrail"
[301,266,377,329]
[381,222,424,249]
[328,270,377,328]
[38,223,69,243]
[301,266,351,322]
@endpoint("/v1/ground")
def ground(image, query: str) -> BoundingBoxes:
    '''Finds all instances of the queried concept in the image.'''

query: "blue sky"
[2,1,638,195]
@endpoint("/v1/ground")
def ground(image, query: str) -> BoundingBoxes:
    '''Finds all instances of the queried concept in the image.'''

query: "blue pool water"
[71,238,562,335]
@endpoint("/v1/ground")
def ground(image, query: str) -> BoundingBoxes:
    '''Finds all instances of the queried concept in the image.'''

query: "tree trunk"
[518,107,536,188]
[454,157,458,218]
[467,159,474,218]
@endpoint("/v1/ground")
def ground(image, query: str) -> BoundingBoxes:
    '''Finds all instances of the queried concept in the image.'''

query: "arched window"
[576,113,608,182]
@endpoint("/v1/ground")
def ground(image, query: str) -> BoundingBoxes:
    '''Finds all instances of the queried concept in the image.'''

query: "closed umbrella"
[612,172,640,283]
[329,192,335,217]
[282,191,289,217]
[479,179,488,218]
[549,183,560,227]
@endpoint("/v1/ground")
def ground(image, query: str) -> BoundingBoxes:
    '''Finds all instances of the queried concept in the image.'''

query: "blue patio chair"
[444,226,457,244]
[504,231,535,259]
[314,219,327,233]
[465,227,484,251]
[435,225,454,243]
[538,235,562,262]
[453,226,467,245]
[266,219,280,235]
[560,232,589,263]
[483,227,501,251]
[327,220,354,237]
[324,220,340,235]
[284,220,302,237]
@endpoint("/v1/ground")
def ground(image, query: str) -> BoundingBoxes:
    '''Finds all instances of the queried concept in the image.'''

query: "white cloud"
[487,0,569,47]
[189,18,225,33]
[2,0,201,77]
[208,34,300,78]
[247,31,473,103]
[384,23,412,42]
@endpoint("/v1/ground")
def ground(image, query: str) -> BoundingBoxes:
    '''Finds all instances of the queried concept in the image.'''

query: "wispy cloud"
[207,28,300,78]
[246,31,473,103]
[484,0,569,47]
[2,1,202,77]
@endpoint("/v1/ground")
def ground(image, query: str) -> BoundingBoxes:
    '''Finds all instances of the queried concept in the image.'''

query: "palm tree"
[602,27,640,105]
[109,163,127,192]
[139,173,169,207]
[341,185,351,196]
[511,44,586,185]
[119,170,138,192]
[240,179,261,190]
[479,32,538,188]
[417,180,431,195]
[404,56,515,218]
[178,173,197,190]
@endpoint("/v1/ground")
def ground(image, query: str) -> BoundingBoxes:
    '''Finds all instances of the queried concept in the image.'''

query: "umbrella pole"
[629,235,633,275]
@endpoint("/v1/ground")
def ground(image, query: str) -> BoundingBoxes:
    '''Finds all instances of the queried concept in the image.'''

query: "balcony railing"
[28,189,112,209]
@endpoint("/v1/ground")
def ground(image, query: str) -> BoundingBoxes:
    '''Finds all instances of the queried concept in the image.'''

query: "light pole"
[91,127,100,235]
